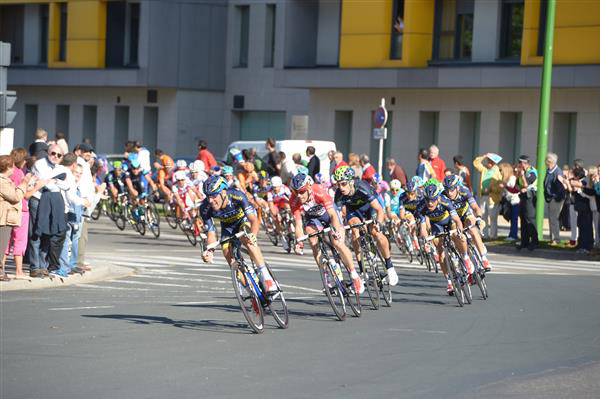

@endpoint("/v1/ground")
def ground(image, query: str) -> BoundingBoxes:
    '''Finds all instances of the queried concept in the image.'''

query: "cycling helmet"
[423,183,443,200]
[176,159,187,169]
[130,159,141,169]
[411,176,424,188]
[160,155,174,168]
[271,176,283,187]
[405,180,418,193]
[113,160,123,170]
[290,173,312,192]
[372,173,382,183]
[314,173,323,184]
[424,177,440,188]
[390,179,402,191]
[297,165,309,176]
[443,174,461,191]
[229,148,243,163]
[259,170,269,180]
[174,170,187,181]
[333,165,355,182]
[122,163,129,172]
[223,165,234,176]
[190,160,204,173]
[204,175,228,196]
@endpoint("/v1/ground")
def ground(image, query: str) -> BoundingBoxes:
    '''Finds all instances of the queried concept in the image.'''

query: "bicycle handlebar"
[344,219,374,230]
[297,226,333,242]
[205,230,246,251]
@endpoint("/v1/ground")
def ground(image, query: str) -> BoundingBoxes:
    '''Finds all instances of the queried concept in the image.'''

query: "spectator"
[292,153,307,168]
[386,158,407,187]
[544,153,567,244]
[568,159,585,246]
[249,148,265,173]
[592,167,600,249]
[334,152,348,170]
[55,132,69,154]
[559,165,573,233]
[73,144,96,271]
[57,155,90,277]
[1,149,45,279]
[279,151,297,185]
[196,140,217,173]
[348,153,362,178]
[0,155,31,281]
[453,155,472,191]
[499,162,520,241]
[429,145,446,181]
[360,154,375,182]
[416,148,434,181]
[516,155,539,251]
[28,128,49,159]
[28,144,68,277]
[473,153,503,239]
[306,146,320,179]
[265,138,280,177]
[569,166,595,253]
[328,150,336,177]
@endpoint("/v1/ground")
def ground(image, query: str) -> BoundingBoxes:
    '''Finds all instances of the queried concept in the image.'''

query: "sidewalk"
[0,264,133,292]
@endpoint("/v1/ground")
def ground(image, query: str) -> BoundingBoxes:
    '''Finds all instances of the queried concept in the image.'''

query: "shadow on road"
[82,313,253,335]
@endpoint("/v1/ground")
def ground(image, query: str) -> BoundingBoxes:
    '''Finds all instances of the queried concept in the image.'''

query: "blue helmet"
[203,175,228,196]
[405,180,418,193]
[130,159,141,169]
[443,174,461,191]
[423,183,443,200]
[290,173,312,192]
[411,176,424,187]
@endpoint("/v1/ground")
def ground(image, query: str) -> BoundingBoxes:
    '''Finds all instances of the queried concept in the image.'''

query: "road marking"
[49,306,115,311]
[76,284,153,291]
[388,328,448,334]
[278,283,322,293]
[174,301,217,305]
[105,280,192,288]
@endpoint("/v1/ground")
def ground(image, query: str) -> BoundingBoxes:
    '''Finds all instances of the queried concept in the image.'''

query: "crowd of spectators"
[0,128,105,281]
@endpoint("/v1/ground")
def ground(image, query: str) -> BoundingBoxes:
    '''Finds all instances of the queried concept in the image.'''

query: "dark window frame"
[537,0,547,56]
[39,4,49,64]
[499,0,524,60]
[390,0,405,60]
[235,5,250,68]
[58,2,67,62]
[431,0,474,62]
[264,4,275,67]
[127,2,140,66]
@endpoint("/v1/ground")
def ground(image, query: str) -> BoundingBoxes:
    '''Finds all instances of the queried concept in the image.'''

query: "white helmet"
[190,160,204,172]
[390,179,402,191]
[174,170,187,181]
[271,176,283,187]
[175,159,187,169]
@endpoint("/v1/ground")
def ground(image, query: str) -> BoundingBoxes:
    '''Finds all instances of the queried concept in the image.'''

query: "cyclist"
[442,174,491,272]
[200,176,276,292]
[189,160,208,200]
[154,149,175,201]
[289,173,364,294]
[416,181,473,294]
[398,179,424,250]
[223,165,241,189]
[269,176,293,251]
[105,160,126,202]
[333,166,398,286]
[123,160,149,222]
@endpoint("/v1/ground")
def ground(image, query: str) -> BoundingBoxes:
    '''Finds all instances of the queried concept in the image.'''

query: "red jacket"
[197,149,217,172]
[361,164,376,181]
[430,157,446,181]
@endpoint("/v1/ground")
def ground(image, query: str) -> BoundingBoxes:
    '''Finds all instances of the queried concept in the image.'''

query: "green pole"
[535,0,556,242]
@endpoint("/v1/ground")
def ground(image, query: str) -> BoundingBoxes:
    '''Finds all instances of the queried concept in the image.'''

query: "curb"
[0,264,135,292]
[487,244,599,261]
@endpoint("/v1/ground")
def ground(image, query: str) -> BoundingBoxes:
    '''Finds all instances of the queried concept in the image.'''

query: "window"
[499,0,523,59]
[106,1,139,67]
[58,3,67,62]
[127,3,140,65]
[390,0,404,60]
[264,4,275,67]
[55,105,70,139]
[433,0,474,61]
[537,0,547,56]
[40,4,48,63]
[83,105,97,149]
[0,5,25,64]
[236,5,249,67]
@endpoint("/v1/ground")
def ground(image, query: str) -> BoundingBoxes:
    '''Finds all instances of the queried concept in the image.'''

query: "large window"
[390,0,404,60]
[433,0,474,61]
[537,0,547,56]
[236,5,249,68]
[0,5,25,64]
[264,4,275,67]
[499,0,523,59]
[58,3,67,62]
[40,4,48,63]
[106,1,140,67]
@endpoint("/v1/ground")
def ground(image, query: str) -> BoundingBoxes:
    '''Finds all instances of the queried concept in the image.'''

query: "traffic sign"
[373,106,388,129]
[372,128,387,140]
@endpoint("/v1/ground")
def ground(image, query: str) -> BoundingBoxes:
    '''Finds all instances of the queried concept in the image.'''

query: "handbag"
[500,197,512,222]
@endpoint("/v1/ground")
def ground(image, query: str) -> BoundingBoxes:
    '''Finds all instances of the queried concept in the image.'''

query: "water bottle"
[329,259,343,281]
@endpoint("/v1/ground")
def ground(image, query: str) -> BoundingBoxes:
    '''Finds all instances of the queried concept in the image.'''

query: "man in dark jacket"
[569,166,594,252]
[28,128,49,159]
[306,146,320,179]
[517,155,539,251]
[386,158,407,187]
[543,152,566,244]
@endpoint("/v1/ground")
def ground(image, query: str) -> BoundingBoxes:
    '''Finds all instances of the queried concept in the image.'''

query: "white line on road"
[105,280,192,288]
[49,306,115,311]
[174,301,217,305]
[76,284,153,291]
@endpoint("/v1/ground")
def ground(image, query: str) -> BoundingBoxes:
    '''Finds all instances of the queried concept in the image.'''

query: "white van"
[223,140,336,181]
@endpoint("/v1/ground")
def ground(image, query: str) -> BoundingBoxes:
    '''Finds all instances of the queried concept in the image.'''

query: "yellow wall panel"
[69,0,106,40]
[66,40,104,67]
[554,26,600,64]
[340,34,389,67]
[555,0,600,27]
[341,0,390,35]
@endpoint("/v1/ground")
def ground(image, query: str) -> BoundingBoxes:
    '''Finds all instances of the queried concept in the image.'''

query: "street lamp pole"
[535,0,556,241]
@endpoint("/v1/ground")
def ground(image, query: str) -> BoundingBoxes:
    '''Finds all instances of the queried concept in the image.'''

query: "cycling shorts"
[347,203,376,223]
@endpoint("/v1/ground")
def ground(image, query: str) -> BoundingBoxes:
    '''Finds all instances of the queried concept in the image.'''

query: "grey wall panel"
[284,0,318,67]
[178,3,211,89]
[316,0,340,66]
[147,1,180,87]
[208,4,227,90]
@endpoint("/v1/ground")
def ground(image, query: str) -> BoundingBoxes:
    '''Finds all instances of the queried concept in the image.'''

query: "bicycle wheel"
[446,255,464,307]
[264,263,289,329]
[147,204,160,238]
[319,258,346,321]
[360,250,380,310]
[91,203,101,220]
[183,222,197,246]
[231,264,264,333]
[113,204,126,231]
[372,248,392,307]
[468,245,488,300]
[458,258,472,305]
[336,253,361,317]
[264,215,278,246]
[164,203,178,229]
[137,219,146,235]
[402,232,414,264]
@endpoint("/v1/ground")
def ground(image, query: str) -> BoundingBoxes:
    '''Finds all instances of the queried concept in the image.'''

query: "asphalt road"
[2,218,600,399]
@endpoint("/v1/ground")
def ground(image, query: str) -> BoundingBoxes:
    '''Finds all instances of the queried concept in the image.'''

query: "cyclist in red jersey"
[290,173,364,294]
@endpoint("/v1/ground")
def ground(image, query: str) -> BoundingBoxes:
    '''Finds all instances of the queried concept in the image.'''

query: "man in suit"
[306,146,320,179]
[28,129,49,159]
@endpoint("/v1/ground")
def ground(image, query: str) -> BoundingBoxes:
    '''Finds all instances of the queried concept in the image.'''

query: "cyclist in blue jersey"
[333,166,398,286]
[200,175,276,292]
[105,160,126,202]
[442,175,491,271]
[385,179,403,220]
[416,182,473,294]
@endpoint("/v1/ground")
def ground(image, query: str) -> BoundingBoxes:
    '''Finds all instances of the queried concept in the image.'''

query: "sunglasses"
[50,152,63,158]
[337,181,350,187]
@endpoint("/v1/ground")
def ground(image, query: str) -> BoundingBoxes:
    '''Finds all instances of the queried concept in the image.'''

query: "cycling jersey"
[416,195,457,235]
[199,188,256,238]
[399,191,423,216]
[335,179,378,221]
[105,170,125,192]
[271,185,291,209]
[290,183,334,228]
[173,182,196,208]
[253,184,272,201]
[387,191,403,215]
[445,186,477,219]
[123,170,148,195]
